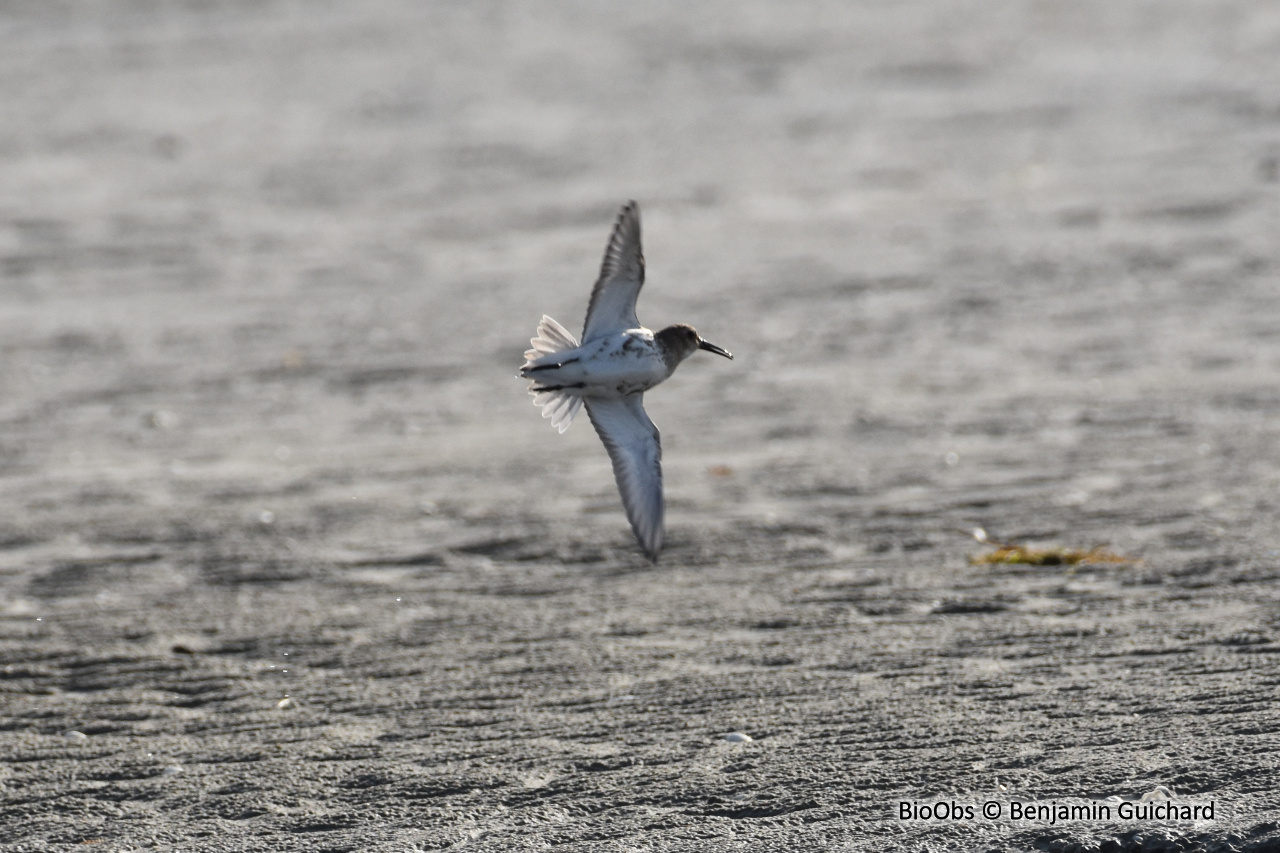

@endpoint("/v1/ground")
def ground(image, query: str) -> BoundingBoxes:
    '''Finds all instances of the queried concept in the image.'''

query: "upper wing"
[584,395,663,561]
[582,201,645,343]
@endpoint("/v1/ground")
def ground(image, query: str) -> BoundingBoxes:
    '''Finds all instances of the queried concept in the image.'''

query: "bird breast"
[560,330,671,398]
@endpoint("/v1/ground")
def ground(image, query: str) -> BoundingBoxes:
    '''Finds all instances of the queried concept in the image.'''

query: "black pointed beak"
[698,339,733,360]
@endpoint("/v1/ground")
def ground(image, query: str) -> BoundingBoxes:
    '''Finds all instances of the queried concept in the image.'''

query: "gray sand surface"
[2,2,1280,850]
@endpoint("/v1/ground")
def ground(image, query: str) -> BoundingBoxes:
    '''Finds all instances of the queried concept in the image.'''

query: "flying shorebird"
[519,201,733,561]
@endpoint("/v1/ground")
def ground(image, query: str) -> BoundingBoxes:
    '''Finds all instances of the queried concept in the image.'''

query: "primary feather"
[582,201,645,343]
[584,396,663,560]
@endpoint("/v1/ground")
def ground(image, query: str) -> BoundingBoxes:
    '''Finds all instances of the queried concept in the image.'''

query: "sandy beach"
[2,2,1279,850]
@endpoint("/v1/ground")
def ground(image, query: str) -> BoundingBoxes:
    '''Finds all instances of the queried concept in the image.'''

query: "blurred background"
[3,2,1280,847]
[4,1,1279,569]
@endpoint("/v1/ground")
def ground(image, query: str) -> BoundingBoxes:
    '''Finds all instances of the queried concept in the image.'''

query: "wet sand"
[2,2,1279,850]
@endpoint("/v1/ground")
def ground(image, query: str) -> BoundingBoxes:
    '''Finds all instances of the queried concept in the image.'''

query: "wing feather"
[582,201,645,342]
[584,395,663,561]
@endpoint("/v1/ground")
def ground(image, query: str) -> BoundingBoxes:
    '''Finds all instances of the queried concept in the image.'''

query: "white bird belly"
[527,330,668,398]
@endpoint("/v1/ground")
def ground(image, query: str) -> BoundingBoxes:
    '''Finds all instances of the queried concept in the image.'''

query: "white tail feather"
[533,388,583,433]
[523,315,579,365]
[524,316,583,432]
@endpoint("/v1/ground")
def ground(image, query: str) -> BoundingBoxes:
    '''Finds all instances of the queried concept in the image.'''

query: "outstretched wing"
[582,201,644,343]
[584,395,663,561]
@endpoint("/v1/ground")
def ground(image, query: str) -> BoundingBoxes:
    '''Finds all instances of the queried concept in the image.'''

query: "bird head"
[655,324,733,371]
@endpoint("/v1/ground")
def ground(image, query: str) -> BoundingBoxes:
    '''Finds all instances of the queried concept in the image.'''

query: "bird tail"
[522,315,583,433]
[522,315,579,367]
[531,387,583,433]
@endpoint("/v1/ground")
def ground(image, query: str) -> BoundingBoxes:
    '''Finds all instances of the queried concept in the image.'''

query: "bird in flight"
[519,201,732,561]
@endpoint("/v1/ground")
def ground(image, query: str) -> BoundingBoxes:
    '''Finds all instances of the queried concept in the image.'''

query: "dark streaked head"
[654,323,733,373]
